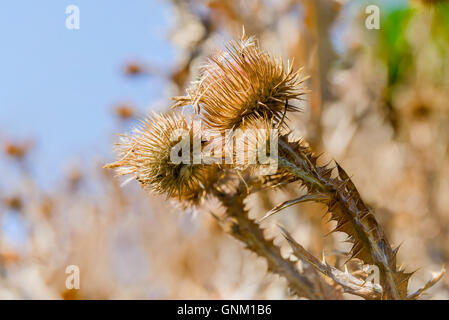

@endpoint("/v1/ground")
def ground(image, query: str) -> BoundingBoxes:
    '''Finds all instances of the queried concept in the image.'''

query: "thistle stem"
[212,188,322,300]
[277,140,402,299]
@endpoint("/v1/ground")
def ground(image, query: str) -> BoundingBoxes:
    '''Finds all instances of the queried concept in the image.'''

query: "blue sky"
[0,1,175,190]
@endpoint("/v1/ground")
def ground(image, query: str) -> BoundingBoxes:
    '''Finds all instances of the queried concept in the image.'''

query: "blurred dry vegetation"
[1,0,449,299]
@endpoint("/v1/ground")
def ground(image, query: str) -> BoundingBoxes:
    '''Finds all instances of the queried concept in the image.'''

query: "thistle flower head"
[173,36,308,133]
[104,112,215,206]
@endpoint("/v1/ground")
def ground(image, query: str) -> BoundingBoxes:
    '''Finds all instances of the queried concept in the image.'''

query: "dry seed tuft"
[173,36,308,132]
[104,112,216,205]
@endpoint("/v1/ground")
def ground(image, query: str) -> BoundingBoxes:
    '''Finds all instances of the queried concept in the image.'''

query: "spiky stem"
[277,139,404,299]
[212,187,322,300]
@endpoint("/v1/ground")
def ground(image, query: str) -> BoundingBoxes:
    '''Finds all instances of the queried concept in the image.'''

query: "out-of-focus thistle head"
[104,112,216,206]
[173,34,309,133]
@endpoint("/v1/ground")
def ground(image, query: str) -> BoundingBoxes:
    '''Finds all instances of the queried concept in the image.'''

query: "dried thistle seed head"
[173,36,308,132]
[104,112,215,206]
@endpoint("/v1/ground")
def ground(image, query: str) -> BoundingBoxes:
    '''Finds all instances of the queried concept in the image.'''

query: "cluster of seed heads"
[105,35,308,206]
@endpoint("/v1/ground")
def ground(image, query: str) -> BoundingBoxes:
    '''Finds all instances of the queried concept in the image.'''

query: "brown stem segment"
[213,188,321,300]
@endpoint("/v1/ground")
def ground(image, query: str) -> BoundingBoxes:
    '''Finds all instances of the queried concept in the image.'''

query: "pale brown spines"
[104,112,216,206]
[173,36,308,132]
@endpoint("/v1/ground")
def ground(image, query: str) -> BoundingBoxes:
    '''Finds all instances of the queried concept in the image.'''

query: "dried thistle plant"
[105,35,444,300]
